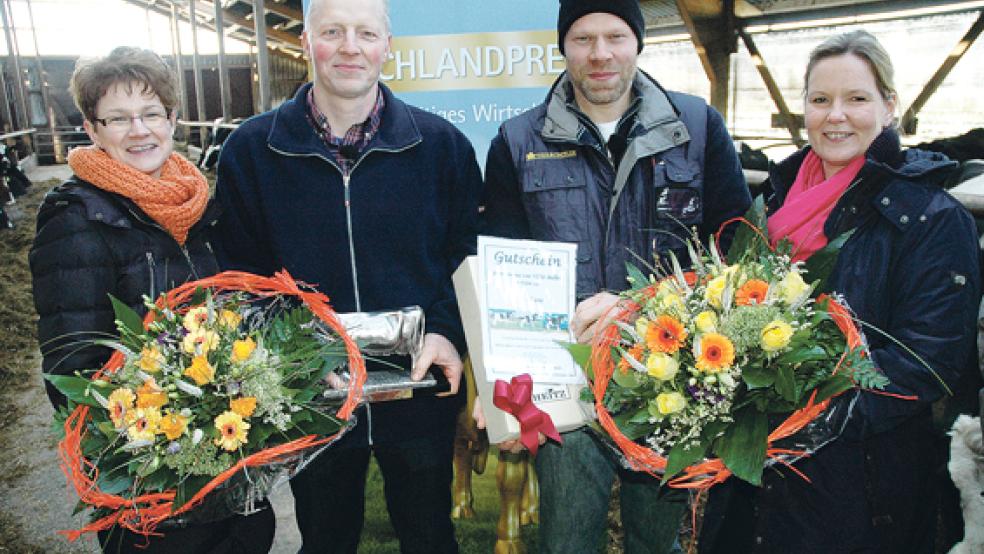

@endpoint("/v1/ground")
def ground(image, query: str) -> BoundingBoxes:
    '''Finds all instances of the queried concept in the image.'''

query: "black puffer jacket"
[30,177,220,407]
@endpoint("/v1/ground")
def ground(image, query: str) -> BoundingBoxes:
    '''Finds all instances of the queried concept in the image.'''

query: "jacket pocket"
[651,154,704,256]
[520,165,588,245]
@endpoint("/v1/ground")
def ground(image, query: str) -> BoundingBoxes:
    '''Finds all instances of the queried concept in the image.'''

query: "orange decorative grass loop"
[590,274,864,490]
[59,270,366,540]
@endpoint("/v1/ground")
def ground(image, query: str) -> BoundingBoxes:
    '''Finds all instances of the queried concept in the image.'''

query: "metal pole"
[253,0,271,112]
[0,0,29,130]
[213,0,231,121]
[188,0,207,147]
[24,0,56,161]
[170,1,189,142]
[0,62,12,132]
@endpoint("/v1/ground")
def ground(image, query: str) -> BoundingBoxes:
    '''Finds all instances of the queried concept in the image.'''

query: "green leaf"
[715,408,769,486]
[741,366,775,389]
[563,342,592,371]
[109,294,144,340]
[801,229,854,292]
[662,419,727,484]
[774,364,797,402]
[96,470,134,496]
[777,346,829,366]
[612,368,644,389]
[625,262,649,290]
[811,374,854,404]
[173,475,211,512]
[43,374,103,407]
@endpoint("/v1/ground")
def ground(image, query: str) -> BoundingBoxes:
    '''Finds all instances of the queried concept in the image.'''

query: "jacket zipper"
[126,206,207,293]
[146,252,157,299]
[268,141,421,447]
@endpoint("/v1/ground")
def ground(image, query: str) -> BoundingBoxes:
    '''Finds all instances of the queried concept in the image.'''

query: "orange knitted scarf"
[67,145,209,245]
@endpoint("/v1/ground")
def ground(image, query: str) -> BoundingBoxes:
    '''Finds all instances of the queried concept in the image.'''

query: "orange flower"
[646,315,688,354]
[230,396,257,418]
[694,333,735,373]
[735,279,770,306]
[618,343,645,374]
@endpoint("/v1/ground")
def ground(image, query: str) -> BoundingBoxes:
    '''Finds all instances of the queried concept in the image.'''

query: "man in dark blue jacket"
[212,0,482,552]
[481,1,750,552]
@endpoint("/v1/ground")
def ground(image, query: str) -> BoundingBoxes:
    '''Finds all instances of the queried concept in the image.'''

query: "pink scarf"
[767,151,865,262]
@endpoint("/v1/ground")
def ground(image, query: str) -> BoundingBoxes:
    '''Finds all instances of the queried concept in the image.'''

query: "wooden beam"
[737,27,805,147]
[261,1,303,23]
[191,0,302,48]
[121,0,302,58]
[675,0,735,119]
[900,9,984,134]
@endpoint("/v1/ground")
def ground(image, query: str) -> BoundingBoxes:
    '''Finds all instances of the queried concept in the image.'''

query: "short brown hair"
[70,46,178,123]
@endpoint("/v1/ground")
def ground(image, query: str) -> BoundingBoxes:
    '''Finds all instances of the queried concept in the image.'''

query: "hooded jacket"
[766,129,981,436]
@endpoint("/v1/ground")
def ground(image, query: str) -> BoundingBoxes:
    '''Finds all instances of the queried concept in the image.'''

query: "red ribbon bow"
[492,374,563,455]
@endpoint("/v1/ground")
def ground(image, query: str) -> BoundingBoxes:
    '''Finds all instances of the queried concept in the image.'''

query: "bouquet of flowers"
[575,201,888,487]
[47,271,366,539]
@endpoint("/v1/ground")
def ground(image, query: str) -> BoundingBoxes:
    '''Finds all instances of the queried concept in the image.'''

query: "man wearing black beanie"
[482,2,751,553]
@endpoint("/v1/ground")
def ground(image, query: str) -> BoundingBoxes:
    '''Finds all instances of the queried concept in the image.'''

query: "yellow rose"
[655,392,687,416]
[218,309,242,329]
[230,396,257,418]
[694,310,718,333]
[159,411,188,441]
[183,328,219,355]
[705,275,727,309]
[646,352,680,381]
[779,271,811,306]
[137,344,163,373]
[659,292,686,314]
[634,316,650,338]
[231,337,257,363]
[761,320,794,352]
[182,306,210,332]
[183,355,216,386]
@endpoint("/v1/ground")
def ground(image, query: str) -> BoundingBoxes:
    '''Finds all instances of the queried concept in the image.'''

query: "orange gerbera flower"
[695,333,735,373]
[618,343,645,374]
[646,315,688,354]
[735,279,770,306]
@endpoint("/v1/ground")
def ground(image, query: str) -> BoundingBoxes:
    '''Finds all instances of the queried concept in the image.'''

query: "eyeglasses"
[93,109,171,131]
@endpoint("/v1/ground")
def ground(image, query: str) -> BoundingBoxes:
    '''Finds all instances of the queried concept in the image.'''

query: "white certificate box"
[453,251,589,444]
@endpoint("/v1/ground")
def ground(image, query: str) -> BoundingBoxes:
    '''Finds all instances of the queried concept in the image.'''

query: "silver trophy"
[319,306,447,402]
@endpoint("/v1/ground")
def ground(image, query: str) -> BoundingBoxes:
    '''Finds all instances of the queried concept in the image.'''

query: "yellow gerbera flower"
[183,355,216,386]
[126,407,161,442]
[214,410,250,452]
[230,396,257,418]
[230,337,257,363]
[158,411,189,441]
[108,388,136,429]
[694,333,735,373]
[182,306,210,332]
[137,344,164,373]
[136,378,168,409]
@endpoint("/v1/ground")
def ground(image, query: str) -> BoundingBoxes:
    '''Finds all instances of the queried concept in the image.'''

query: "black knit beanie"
[557,0,645,54]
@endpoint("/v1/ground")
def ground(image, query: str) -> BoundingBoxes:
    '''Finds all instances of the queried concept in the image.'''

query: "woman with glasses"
[29,46,275,553]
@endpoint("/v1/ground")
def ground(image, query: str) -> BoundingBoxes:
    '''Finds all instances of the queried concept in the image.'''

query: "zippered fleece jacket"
[213,82,482,446]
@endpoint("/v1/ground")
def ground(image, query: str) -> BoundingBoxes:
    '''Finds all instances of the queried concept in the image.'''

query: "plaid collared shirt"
[306,87,385,172]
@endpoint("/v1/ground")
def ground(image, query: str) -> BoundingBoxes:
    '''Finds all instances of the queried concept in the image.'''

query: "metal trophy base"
[320,369,451,403]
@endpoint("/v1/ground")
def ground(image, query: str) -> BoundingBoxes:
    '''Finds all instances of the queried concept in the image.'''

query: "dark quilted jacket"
[30,177,220,407]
